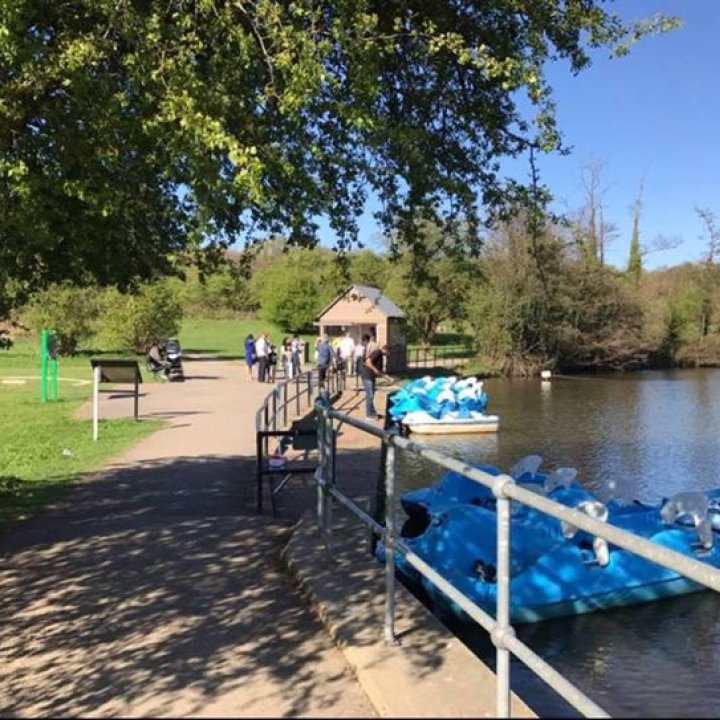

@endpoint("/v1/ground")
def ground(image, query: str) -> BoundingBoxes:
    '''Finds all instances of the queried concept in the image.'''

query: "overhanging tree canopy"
[0,0,678,315]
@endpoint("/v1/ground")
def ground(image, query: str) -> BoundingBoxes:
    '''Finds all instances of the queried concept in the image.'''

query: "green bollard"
[40,329,48,403]
[40,329,59,403]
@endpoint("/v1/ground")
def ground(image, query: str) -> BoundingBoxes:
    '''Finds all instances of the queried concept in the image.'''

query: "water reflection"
[394,369,720,718]
[399,370,720,504]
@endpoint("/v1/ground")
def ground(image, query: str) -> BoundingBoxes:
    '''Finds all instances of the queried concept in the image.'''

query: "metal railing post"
[322,390,335,556]
[493,474,514,718]
[315,395,327,532]
[323,392,334,555]
[133,370,139,420]
[272,389,278,431]
[92,364,101,440]
[296,374,301,416]
[283,381,288,428]
[384,431,398,645]
[256,431,264,513]
[264,405,270,457]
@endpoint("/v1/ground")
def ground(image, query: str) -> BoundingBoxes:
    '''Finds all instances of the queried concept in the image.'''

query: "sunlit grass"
[0,352,160,530]
[179,317,316,358]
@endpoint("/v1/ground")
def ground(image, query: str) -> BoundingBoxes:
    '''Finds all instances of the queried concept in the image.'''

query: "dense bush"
[177,266,257,318]
[21,284,100,354]
[251,249,338,332]
[96,281,183,353]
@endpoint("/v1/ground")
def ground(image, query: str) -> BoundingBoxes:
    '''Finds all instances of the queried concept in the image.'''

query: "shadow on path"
[0,451,378,717]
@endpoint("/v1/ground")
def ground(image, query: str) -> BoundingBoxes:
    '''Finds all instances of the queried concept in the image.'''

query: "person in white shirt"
[339,332,356,375]
[282,337,293,379]
[255,332,269,382]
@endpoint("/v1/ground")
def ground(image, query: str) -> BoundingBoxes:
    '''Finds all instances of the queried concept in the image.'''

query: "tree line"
[0,1,689,372]
[9,205,720,376]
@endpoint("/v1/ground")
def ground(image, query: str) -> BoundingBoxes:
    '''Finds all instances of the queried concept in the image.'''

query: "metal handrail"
[312,397,720,719]
[255,366,346,458]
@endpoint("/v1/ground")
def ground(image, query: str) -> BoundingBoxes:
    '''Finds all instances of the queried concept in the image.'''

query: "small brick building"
[315,285,407,373]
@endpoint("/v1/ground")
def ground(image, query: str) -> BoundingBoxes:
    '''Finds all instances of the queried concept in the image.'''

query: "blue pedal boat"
[380,456,720,623]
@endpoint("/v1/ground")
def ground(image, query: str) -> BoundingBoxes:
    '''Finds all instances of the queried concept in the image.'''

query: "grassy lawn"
[0,343,160,530]
[179,317,318,359]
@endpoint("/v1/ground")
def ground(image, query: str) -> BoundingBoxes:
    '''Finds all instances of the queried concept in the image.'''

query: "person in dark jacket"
[361,343,392,419]
[316,335,333,386]
[244,334,255,380]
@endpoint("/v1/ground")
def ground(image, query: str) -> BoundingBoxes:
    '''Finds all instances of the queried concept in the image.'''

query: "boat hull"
[402,412,500,435]
[404,419,500,434]
[381,499,720,624]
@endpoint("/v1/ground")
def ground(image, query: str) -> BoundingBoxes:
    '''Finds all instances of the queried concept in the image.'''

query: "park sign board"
[89,359,143,439]
[90,359,143,385]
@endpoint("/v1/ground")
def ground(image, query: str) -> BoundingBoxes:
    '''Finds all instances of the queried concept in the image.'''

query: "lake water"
[393,369,720,718]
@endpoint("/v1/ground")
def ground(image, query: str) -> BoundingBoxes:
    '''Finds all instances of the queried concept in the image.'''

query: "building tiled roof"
[316,284,405,320]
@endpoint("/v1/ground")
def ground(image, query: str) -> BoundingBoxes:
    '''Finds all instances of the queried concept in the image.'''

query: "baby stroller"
[146,338,184,382]
[164,338,185,381]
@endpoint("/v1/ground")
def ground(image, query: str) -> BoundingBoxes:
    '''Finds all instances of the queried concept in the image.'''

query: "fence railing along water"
[255,378,720,718]
[405,345,472,369]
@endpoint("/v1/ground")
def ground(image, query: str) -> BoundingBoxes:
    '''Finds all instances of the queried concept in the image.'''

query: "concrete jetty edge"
[282,511,536,718]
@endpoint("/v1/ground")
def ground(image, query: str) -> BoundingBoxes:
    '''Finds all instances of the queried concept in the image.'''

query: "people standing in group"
[316,335,333,387]
[340,332,356,376]
[243,333,255,380]
[361,343,392,419]
[255,332,269,382]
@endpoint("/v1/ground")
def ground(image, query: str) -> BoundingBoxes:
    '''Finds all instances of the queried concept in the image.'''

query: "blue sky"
[340,1,720,271]
[530,0,720,270]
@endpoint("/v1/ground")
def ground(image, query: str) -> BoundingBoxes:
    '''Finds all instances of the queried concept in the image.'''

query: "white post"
[384,436,397,645]
[92,365,101,441]
[495,477,513,717]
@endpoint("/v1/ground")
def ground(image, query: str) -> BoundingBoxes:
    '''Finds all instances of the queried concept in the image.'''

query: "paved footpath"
[0,357,537,719]
[0,356,376,718]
